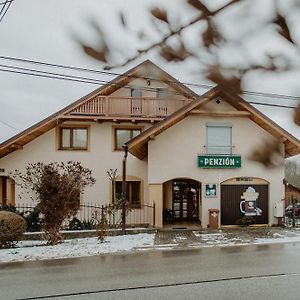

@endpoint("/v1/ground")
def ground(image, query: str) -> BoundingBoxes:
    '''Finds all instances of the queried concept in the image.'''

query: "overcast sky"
[0,0,299,145]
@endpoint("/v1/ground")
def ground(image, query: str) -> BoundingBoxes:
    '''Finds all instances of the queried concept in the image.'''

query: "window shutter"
[207,124,232,154]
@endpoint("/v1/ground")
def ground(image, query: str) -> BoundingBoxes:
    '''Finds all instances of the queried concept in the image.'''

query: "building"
[285,182,300,207]
[1,60,300,228]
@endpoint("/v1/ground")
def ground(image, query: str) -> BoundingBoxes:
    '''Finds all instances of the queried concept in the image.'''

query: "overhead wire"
[0,0,13,5]
[0,119,19,131]
[0,64,298,110]
[0,55,300,103]
[0,0,12,23]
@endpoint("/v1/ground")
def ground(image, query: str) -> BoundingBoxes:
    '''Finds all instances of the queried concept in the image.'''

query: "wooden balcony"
[61,96,192,122]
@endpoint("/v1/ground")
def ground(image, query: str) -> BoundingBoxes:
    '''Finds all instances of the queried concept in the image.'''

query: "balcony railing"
[67,96,192,119]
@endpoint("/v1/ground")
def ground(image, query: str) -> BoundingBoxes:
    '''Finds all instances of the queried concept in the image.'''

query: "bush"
[0,204,21,214]
[11,161,95,245]
[68,217,83,230]
[24,206,42,232]
[82,219,96,230]
[235,216,256,226]
[0,211,27,248]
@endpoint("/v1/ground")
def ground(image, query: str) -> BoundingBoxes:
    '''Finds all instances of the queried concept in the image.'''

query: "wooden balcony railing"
[67,96,192,119]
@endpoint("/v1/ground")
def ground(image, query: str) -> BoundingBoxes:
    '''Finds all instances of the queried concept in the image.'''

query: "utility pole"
[121,145,128,235]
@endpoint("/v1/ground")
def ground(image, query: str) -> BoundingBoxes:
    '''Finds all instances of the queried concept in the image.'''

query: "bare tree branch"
[103,0,241,69]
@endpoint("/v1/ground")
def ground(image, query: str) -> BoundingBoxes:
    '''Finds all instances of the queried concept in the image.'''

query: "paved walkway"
[153,227,300,248]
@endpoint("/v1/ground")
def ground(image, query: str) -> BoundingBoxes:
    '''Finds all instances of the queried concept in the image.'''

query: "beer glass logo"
[239,187,262,216]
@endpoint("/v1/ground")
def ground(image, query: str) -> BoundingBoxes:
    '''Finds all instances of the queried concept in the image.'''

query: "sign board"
[198,155,241,168]
[205,184,217,197]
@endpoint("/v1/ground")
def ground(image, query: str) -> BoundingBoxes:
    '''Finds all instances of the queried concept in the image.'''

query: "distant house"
[1,60,300,228]
[285,182,300,206]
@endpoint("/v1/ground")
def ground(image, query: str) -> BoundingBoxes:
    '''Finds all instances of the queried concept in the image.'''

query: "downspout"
[121,145,128,235]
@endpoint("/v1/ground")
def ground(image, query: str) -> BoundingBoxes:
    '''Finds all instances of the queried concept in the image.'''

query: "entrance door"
[172,179,199,222]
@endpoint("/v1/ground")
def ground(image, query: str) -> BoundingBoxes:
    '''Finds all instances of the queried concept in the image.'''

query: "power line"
[0,64,299,109]
[0,0,12,23]
[0,0,8,16]
[0,0,13,5]
[0,119,19,131]
[0,55,300,103]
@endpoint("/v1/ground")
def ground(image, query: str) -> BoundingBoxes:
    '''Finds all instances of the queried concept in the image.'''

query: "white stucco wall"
[0,121,150,206]
[148,101,285,227]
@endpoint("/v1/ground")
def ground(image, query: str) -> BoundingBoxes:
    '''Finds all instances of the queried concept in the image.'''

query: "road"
[1,242,300,299]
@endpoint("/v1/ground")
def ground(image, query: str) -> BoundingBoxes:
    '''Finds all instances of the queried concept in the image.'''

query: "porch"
[60,96,192,122]
[149,178,202,229]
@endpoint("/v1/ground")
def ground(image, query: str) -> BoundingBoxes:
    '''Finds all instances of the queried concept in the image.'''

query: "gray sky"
[0,0,299,145]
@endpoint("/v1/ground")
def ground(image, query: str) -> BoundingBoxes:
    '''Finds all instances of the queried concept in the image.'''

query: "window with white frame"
[206,123,232,155]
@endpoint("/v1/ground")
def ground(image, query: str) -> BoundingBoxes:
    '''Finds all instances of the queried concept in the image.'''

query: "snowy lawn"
[0,233,155,264]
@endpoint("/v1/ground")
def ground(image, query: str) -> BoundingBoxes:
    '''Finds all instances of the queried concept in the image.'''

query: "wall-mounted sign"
[205,184,217,197]
[239,186,262,216]
[198,155,241,168]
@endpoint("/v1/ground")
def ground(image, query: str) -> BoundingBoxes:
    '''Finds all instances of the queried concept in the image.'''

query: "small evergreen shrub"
[68,217,83,230]
[0,211,27,248]
[24,206,42,232]
[82,219,95,230]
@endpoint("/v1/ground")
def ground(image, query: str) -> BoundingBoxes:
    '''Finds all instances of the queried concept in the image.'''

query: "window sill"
[58,148,88,151]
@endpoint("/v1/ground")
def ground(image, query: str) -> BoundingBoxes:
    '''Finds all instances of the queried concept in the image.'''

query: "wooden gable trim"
[0,60,204,159]
[127,88,220,159]
[221,90,300,157]
[189,110,251,117]
[128,87,300,159]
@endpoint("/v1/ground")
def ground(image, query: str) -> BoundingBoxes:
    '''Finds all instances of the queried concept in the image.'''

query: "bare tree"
[11,161,95,245]
[77,0,300,167]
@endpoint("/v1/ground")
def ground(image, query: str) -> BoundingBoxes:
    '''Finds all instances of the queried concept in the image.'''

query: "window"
[156,88,168,98]
[131,88,142,98]
[59,126,88,150]
[115,181,141,208]
[114,127,142,150]
[206,123,232,155]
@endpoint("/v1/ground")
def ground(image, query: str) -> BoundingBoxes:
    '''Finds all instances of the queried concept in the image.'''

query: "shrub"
[24,206,42,232]
[0,211,27,248]
[11,161,95,245]
[235,216,255,226]
[0,204,21,214]
[68,217,83,230]
[96,214,108,243]
[82,219,96,230]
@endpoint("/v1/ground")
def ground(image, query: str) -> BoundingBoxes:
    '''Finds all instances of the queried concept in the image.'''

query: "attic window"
[156,88,168,98]
[131,88,142,97]
[58,126,89,150]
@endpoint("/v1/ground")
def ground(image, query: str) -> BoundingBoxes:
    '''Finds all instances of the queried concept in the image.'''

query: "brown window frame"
[114,180,142,209]
[58,125,90,151]
[113,126,143,151]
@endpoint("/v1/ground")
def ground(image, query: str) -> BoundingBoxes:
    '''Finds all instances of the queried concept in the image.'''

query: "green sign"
[198,155,241,168]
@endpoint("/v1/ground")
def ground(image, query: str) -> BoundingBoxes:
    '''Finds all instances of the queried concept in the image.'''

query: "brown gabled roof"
[0,60,199,159]
[127,87,300,159]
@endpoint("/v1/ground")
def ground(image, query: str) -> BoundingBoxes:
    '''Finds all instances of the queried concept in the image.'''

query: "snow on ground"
[0,233,155,264]
[2,229,300,264]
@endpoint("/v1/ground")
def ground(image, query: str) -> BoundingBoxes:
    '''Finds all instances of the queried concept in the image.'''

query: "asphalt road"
[1,242,300,300]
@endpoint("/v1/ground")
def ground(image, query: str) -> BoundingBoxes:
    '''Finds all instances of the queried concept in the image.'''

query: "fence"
[14,203,155,230]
